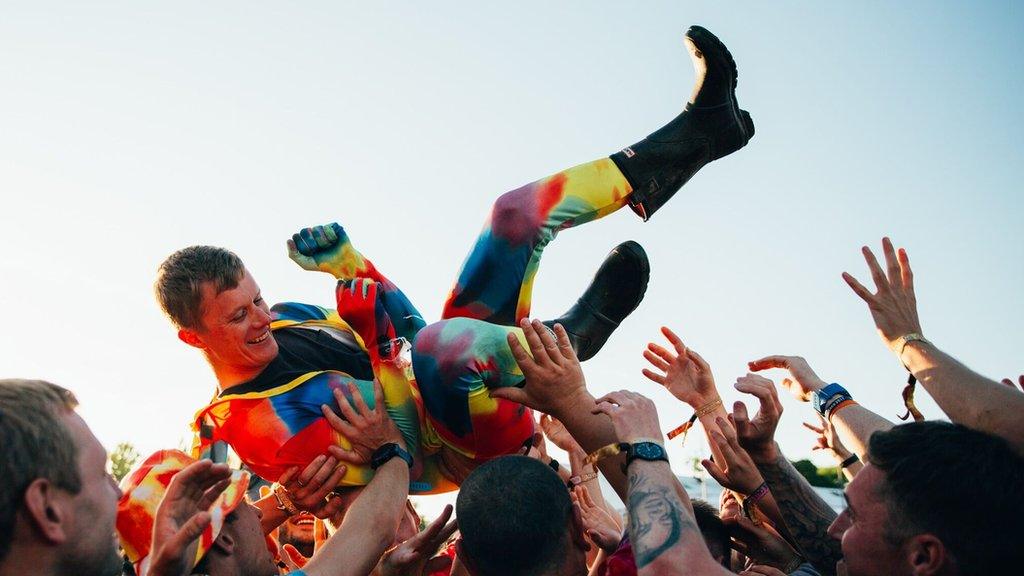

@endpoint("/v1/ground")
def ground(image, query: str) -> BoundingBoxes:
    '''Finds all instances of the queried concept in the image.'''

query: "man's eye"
[255,297,264,305]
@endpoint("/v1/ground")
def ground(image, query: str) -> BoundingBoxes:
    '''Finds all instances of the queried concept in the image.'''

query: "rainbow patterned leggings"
[351,158,634,472]
[419,158,633,461]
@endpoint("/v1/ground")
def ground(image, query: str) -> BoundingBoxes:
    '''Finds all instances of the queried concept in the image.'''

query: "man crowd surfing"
[2,24,1022,576]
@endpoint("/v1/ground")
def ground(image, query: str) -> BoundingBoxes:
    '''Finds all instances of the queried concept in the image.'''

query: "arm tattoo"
[626,467,696,568]
[757,450,843,575]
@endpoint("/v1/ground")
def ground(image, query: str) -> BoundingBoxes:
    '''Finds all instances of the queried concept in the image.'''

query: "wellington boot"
[543,240,649,361]
[611,25,755,221]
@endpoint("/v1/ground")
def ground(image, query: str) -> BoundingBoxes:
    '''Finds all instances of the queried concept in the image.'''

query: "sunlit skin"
[827,465,906,576]
[61,412,124,576]
[178,269,279,390]
[215,503,279,576]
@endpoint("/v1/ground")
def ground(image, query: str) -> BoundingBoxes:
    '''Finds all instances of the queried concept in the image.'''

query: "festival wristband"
[273,484,299,516]
[741,482,770,519]
[666,398,722,441]
[840,453,860,469]
[567,472,599,488]
[584,442,627,467]
[827,399,858,422]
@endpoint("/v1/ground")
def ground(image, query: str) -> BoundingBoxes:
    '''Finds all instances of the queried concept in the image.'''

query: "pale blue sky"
[2,2,1021,513]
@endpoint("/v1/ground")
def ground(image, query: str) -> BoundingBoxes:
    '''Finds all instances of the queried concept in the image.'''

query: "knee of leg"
[489,188,536,240]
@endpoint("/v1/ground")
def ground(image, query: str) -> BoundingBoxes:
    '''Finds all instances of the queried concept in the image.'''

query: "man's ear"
[905,533,947,576]
[211,530,235,556]
[178,328,206,350]
[21,478,72,545]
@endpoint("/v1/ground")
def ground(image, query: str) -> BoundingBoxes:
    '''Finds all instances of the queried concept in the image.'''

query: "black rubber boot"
[543,240,650,361]
[611,25,755,221]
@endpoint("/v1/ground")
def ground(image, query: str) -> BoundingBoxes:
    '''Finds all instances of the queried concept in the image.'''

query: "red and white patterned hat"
[116,450,250,576]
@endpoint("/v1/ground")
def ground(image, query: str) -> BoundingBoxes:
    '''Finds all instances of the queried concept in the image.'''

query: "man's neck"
[0,544,59,576]
[209,357,269,393]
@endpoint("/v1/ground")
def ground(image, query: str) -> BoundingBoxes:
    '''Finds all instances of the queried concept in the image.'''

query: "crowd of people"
[3,24,1023,576]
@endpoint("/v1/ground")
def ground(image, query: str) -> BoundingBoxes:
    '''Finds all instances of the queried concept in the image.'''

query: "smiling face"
[828,465,906,576]
[179,269,279,386]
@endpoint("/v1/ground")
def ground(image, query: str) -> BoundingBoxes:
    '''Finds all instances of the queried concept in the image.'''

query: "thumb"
[488,386,527,405]
[732,401,751,435]
[424,555,454,574]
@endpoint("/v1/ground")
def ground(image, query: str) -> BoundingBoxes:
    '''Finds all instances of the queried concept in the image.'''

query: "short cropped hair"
[868,421,1024,573]
[155,246,245,330]
[0,380,82,561]
[456,456,572,576]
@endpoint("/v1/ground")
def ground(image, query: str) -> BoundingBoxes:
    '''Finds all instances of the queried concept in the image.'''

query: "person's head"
[829,421,1024,575]
[456,456,587,576]
[691,499,729,566]
[117,450,258,576]
[155,246,278,382]
[0,379,123,576]
[277,512,316,558]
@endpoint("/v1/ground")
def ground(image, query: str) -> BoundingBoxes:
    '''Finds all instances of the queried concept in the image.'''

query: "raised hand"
[748,355,827,401]
[377,505,458,576]
[731,374,783,464]
[726,514,801,572]
[287,222,365,279]
[802,414,850,459]
[842,237,923,351]
[148,460,233,576]
[321,379,406,465]
[641,326,718,408]
[490,319,587,415]
[540,413,582,454]
[702,416,765,496]
[277,455,348,519]
[571,485,622,553]
[592,390,664,443]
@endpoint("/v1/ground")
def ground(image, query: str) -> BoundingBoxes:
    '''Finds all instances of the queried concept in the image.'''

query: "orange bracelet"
[827,399,858,422]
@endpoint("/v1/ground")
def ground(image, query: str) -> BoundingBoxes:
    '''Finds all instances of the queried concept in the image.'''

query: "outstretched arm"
[844,237,1024,452]
[491,319,630,502]
[304,379,412,576]
[730,375,841,575]
[593,390,730,576]
[748,355,892,460]
[288,222,425,341]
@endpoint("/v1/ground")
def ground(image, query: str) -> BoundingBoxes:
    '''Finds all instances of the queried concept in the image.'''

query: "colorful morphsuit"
[192,158,635,492]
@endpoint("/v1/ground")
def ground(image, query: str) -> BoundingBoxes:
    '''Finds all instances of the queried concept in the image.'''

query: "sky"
[2,1,1022,515]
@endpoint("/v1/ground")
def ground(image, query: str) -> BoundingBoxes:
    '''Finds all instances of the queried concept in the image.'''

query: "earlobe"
[22,479,69,545]
[907,533,946,575]
[178,329,205,350]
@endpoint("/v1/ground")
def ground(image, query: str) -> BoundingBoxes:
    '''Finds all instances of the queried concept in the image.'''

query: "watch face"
[634,442,664,460]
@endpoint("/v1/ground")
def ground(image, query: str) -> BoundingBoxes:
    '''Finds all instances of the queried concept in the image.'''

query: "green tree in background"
[792,459,846,488]
[109,442,140,482]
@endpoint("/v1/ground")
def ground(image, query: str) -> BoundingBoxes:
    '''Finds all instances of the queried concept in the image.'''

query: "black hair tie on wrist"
[840,453,860,469]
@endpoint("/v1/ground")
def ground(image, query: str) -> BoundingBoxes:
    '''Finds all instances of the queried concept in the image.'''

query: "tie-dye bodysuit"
[193,158,633,492]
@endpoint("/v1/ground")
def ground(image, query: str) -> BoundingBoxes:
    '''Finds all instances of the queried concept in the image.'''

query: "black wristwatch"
[623,441,669,465]
[371,443,414,469]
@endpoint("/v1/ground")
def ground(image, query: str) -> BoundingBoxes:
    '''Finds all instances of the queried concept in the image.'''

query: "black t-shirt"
[221,327,372,397]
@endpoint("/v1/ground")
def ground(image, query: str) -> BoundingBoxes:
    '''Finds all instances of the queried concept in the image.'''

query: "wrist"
[747,442,779,465]
[551,387,594,419]
[684,392,722,411]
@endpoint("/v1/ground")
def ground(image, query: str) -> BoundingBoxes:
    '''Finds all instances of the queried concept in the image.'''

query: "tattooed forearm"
[757,447,843,575]
[626,465,696,569]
